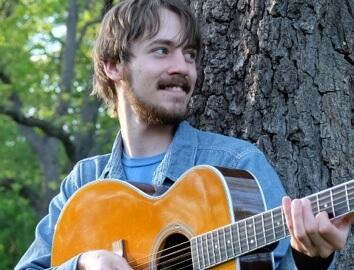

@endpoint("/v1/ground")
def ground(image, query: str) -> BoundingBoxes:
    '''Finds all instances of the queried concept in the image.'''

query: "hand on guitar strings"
[77,250,133,270]
[282,196,354,258]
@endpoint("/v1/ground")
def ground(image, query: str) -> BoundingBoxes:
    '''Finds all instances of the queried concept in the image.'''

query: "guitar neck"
[191,179,354,269]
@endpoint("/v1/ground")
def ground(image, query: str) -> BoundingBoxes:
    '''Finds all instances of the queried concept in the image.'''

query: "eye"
[184,49,197,63]
[153,47,168,56]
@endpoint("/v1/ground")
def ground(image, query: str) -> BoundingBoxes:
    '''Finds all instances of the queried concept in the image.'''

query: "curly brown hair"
[92,0,201,116]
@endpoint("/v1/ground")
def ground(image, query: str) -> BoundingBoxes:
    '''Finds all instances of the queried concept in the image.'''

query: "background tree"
[0,0,352,269]
[0,0,115,268]
[188,0,353,269]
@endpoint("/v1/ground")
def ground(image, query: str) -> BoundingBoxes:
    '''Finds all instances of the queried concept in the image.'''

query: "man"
[16,0,353,269]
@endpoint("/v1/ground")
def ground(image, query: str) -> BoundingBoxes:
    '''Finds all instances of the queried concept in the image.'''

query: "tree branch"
[0,70,11,84]
[0,177,38,210]
[0,104,76,161]
[76,18,101,47]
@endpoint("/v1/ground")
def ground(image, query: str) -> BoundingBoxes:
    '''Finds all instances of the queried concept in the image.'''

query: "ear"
[103,62,123,81]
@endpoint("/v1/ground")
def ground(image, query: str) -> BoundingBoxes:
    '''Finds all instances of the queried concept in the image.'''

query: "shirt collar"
[99,130,125,180]
[154,121,198,184]
[99,121,198,183]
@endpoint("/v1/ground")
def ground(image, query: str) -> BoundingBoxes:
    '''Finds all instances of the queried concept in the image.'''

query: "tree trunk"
[188,0,354,269]
[20,126,61,217]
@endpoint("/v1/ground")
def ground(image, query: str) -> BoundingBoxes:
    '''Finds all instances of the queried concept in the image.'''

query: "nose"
[167,50,190,76]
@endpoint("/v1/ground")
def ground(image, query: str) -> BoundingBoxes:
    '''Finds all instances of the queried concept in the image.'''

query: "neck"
[118,95,175,158]
[121,120,175,158]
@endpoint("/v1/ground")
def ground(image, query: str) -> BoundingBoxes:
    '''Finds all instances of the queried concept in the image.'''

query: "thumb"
[345,212,354,223]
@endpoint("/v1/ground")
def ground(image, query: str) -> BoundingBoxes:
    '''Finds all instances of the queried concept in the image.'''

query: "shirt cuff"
[53,254,81,270]
[292,248,334,270]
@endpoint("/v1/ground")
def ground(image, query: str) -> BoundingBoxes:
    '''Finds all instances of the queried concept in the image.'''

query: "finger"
[116,257,133,270]
[301,199,333,257]
[282,197,306,253]
[291,199,316,255]
[317,212,348,251]
[282,196,294,235]
[343,212,354,224]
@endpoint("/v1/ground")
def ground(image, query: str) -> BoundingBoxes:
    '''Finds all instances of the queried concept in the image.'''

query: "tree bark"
[188,0,354,269]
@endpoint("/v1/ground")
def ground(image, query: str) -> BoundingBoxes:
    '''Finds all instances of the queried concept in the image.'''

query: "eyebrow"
[146,39,177,48]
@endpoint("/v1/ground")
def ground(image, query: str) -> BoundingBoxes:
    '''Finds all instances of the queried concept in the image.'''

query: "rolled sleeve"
[15,166,81,270]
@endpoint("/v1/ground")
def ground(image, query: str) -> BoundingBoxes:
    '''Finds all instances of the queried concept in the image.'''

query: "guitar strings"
[145,249,192,270]
[127,187,354,269]
[132,208,351,270]
[125,238,192,268]
[125,186,354,269]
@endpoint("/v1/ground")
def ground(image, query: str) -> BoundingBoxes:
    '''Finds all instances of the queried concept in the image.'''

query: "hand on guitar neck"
[282,196,354,258]
[77,250,133,270]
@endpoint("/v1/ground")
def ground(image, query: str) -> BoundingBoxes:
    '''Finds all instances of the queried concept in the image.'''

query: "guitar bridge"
[112,239,125,257]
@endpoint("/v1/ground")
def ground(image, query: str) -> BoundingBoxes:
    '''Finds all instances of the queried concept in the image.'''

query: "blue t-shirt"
[122,152,165,184]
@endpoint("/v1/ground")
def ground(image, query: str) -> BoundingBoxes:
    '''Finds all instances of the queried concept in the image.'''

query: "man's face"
[121,8,198,125]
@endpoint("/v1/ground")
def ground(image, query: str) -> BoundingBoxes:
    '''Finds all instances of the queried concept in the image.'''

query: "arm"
[15,168,81,270]
[77,250,132,270]
[15,163,133,270]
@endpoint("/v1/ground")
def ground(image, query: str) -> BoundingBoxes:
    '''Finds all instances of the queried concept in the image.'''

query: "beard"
[122,68,191,126]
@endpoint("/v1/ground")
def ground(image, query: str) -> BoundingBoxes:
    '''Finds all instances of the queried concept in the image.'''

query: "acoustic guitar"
[51,165,354,269]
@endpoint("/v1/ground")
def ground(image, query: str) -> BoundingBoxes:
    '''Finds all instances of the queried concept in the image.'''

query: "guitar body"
[52,165,273,269]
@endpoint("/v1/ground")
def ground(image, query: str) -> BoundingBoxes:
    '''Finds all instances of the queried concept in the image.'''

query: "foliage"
[0,191,37,269]
[0,0,117,268]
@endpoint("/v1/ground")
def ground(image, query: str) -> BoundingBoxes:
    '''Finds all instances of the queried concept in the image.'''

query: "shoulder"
[192,126,262,160]
[175,122,268,169]
[62,154,111,194]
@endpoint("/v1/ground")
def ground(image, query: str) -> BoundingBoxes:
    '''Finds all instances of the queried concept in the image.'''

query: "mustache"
[157,75,191,94]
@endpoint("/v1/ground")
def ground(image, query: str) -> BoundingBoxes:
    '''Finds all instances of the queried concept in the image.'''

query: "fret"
[238,220,247,253]
[241,220,250,252]
[216,229,222,262]
[236,222,243,253]
[345,184,350,212]
[252,216,258,247]
[216,228,227,262]
[201,234,207,267]
[254,214,265,247]
[261,213,266,245]
[332,185,348,217]
[226,225,235,257]
[316,193,320,214]
[245,218,256,250]
[221,227,229,259]
[281,207,287,236]
[191,238,200,270]
[330,189,335,216]
[318,190,331,213]
[263,211,274,243]
[209,232,216,266]
[196,236,205,269]
[348,182,354,211]
[270,210,276,241]
[216,230,222,262]
[231,223,241,255]
[212,230,221,264]
[273,208,285,239]
[204,233,211,267]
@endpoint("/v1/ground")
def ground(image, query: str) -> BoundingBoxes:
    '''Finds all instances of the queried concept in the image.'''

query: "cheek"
[190,71,197,88]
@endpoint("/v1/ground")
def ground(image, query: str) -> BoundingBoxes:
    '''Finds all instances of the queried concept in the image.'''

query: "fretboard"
[190,179,354,269]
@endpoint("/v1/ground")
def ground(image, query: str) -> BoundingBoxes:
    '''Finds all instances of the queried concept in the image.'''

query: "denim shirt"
[16,121,308,270]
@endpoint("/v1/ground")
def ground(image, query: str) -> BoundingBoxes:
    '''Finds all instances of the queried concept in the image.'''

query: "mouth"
[157,76,190,94]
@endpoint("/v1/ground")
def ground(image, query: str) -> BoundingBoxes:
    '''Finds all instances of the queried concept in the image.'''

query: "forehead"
[139,8,185,47]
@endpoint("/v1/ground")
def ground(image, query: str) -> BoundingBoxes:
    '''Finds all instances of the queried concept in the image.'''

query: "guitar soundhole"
[157,233,192,270]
